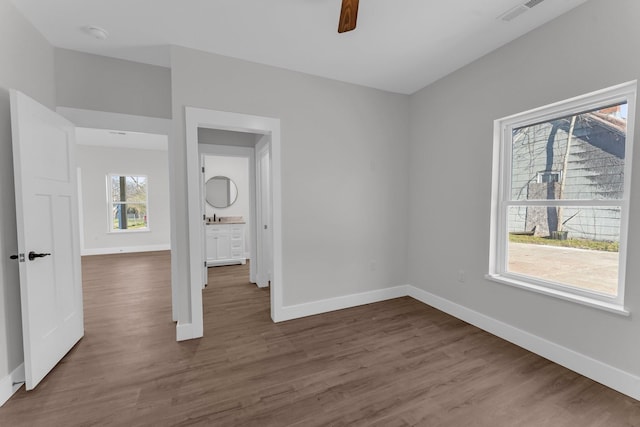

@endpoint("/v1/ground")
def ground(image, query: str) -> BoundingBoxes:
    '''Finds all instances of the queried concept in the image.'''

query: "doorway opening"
[184,107,282,341]
[56,107,178,321]
[198,137,267,328]
[199,136,254,283]
[75,127,170,257]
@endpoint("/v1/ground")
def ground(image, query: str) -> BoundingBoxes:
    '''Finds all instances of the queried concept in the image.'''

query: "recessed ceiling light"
[84,25,109,40]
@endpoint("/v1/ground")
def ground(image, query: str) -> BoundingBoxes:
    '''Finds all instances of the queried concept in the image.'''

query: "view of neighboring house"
[509,105,626,241]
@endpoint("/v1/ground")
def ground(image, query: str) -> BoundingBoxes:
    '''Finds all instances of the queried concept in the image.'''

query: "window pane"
[112,203,148,230]
[111,175,147,202]
[111,176,121,202]
[124,176,147,202]
[507,206,620,296]
[511,103,627,201]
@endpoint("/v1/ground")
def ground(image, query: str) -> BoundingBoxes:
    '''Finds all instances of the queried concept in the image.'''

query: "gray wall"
[199,128,256,148]
[0,0,55,385]
[408,0,640,375]
[77,145,171,254]
[55,48,172,119]
[171,47,410,321]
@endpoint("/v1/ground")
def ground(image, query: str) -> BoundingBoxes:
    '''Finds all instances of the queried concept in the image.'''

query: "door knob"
[28,251,51,261]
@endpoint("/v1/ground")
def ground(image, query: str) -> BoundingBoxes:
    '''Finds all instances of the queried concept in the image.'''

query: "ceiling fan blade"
[338,0,359,33]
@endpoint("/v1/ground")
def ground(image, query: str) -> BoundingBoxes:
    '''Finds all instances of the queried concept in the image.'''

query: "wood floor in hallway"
[1,251,639,426]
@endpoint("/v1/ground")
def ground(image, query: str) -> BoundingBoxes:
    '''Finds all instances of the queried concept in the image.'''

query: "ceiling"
[11,0,588,94]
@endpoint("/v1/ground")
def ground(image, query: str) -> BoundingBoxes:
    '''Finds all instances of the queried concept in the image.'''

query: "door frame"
[255,136,272,288]
[184,107,282,339]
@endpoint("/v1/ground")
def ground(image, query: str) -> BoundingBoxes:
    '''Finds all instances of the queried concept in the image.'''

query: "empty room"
[1,0,640,425]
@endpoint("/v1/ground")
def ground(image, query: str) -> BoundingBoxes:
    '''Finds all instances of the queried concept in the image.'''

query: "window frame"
[107,173,150,233]
[488,81,637,315]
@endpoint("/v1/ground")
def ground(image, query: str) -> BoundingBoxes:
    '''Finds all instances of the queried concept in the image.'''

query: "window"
[488,82,636,313]
[108,175,149,232]
[536,171,561,184]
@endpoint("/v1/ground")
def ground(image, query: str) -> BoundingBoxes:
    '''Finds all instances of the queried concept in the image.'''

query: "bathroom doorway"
[184,107,282,341]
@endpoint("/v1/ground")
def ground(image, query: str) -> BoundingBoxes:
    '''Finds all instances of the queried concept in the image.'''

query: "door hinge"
[202,167,205,173]
[203,214,206,220]
[204,261,207,267]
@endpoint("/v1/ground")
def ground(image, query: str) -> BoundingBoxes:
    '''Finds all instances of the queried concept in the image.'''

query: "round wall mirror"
[205,176,238,208]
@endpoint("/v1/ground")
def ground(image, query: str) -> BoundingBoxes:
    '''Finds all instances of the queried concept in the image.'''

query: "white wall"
[202,154,251,256]
[77,144,170,255]
[408,0,640,378]
[0,0,56,401]
[171,46,410,323]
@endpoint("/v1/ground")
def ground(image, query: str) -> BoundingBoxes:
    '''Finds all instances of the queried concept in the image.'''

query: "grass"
[114,219,147,230]
[509,233,619,252]
[127,221,147,229]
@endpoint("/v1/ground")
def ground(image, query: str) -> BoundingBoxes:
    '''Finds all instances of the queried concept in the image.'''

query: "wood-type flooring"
[1,251,639,426]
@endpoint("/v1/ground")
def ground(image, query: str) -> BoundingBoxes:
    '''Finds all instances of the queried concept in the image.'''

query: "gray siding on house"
[508,112,625,241]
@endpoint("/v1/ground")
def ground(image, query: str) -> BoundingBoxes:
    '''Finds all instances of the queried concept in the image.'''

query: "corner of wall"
[406,285,640,402]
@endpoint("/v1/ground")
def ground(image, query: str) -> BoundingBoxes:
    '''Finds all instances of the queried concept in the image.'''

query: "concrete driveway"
[508,242,618,296]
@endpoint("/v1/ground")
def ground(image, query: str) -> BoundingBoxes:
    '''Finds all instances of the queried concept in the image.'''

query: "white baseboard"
[273,282,640,401]
[0,363,24,407]
[82,244,170,256]
[176,321,202,341]
[406,285,640,401]
[175,277,639,401]
[276,285,409,322]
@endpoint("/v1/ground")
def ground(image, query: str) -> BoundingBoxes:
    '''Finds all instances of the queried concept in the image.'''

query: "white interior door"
[200,154,207,287]
[256,137,272,287]
[10,90,83,390]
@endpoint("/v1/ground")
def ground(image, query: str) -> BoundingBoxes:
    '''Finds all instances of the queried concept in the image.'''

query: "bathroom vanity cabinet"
[206,222,246,266]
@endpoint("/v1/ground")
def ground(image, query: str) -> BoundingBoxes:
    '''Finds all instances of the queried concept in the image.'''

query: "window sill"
[108,229,151,234]
[485,273,630,316]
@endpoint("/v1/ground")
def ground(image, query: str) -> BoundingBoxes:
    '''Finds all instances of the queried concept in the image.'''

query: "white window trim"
[488,81,637,315]
[107,173,150,233]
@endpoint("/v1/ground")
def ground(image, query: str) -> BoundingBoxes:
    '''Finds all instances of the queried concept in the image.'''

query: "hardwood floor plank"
[0,251,639,426]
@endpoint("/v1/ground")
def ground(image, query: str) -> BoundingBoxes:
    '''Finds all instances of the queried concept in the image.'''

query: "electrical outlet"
[458,269,466,283]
